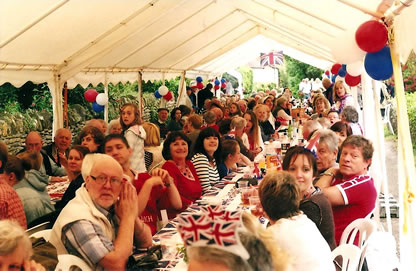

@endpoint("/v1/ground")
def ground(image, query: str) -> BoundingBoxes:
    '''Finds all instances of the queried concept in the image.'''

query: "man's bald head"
[25,131,43,152]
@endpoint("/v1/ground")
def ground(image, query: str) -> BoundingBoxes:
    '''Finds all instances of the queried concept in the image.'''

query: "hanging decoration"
[330,28,366,64]
[84,89,98,102]
[346,60,364,76]
[158,85,169,96]
[92,102,104,112]
[163,91,173,101]
[355,20,388,53]
[364,45,393,81]
[96,93,108,106]
[331,63,342,75]
[345,73,361,87]
[154,90,162,98]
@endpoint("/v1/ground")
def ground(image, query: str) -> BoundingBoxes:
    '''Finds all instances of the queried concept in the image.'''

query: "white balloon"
[330,28,366,64]
[335,76,344,83]
[346,60,364,76]
[158,85,169,96]
[96,93,108,106]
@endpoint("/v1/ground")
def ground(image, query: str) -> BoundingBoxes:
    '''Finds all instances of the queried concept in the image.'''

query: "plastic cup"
[159,235,178,259]
[249,196,263,217]
[238,180,249,188]
[241,187,251,205]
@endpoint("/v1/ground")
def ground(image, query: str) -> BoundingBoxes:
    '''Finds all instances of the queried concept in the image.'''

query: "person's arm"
[277,109,291,121]
[315,167,338,188]
[150,168,182,210]
[137,176,164,215]
[99,182,139,270]
[191,154,211,194]
[315,168,345,206]
[133,217,152,248]
[49,156,67,177]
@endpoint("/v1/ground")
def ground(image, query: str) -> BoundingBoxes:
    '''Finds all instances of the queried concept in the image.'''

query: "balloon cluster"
[154,85,173,101]
[329,19,393,85]
[196,76,204,89]
[214,78,220,90]
[84,89,108,113]
[221,78,226,89]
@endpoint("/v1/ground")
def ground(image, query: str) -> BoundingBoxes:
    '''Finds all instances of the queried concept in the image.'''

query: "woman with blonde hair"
[312,94,331,119]
[120,103,146,172]
[142,122,164,171]
[254,104,274,141]
[332,80,354,113]
[273,96,291,126]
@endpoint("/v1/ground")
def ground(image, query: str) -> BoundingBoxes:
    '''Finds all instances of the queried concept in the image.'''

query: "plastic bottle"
[281,132,290,156]
[287,120,293,140]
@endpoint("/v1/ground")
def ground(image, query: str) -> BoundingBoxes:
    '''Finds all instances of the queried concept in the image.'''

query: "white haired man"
[50,154,152,270]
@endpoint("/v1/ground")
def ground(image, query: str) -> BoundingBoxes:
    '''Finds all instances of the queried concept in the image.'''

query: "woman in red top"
[159,131,202,219]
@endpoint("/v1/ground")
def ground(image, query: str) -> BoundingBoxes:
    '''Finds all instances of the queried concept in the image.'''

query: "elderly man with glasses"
[50,154,152,270]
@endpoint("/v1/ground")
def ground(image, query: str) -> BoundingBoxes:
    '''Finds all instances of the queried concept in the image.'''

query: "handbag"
[126,245,162,270]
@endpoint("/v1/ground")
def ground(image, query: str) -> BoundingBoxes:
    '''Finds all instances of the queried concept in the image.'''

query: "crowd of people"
[0,78,377,271]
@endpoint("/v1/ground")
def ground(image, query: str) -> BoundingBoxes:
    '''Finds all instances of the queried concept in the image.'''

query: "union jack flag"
[208,221,238,246]
[260,50,284,68]
[223,210,241,222]
[177,214,211,245]
[201,205,225,221]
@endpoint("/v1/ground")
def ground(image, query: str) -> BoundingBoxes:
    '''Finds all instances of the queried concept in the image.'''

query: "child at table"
[218,139,241,179]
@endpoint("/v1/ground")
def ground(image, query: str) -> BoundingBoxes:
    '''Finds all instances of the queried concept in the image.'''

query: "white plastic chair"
[26,221,51,236]
[383,102,394,134]
[29,229,52,241]
[340,218,377,271]
[55,254,92,271]
[332,244,361,271]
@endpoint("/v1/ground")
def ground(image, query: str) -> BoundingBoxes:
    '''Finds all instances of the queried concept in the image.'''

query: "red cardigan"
[159,160,202,219]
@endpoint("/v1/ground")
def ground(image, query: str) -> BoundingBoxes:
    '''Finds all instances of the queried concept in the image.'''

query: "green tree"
[238,65,253,92]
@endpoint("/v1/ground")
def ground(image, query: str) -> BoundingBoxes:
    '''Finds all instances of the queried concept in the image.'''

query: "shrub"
[406,92,416,153]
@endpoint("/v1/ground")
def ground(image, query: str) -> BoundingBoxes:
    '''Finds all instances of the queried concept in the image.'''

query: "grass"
[384,124,416,166]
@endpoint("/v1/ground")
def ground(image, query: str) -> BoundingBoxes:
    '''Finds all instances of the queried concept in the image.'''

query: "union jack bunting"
[260,50,284,68]
[177,207,249,260]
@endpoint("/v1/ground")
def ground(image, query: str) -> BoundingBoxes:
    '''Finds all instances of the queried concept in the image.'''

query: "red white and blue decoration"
[260,50,284,68]
[84,88,109,112]
[154,85,174,101]
[177,205,249,260]
[328,19,392,85]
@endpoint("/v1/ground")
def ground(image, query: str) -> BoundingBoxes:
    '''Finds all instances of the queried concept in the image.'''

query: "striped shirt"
[191,153,220,194]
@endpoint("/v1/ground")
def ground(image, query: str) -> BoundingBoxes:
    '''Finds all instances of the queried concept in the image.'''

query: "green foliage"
[238,65,253,92]
[278,67,289,89]
[254,82,277,93]
[222,73,239,89]
[0,83,19,110]
[284,55,323,98]
[402,51,416,92]
[31,83,52,112]
[406,92,416,153]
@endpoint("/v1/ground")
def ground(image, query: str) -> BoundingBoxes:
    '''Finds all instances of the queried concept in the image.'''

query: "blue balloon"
[215,79,220,85]
[342,64,347,70]
[338,68,347,77]
[154,90,162,98]
[92,102,104,112]
[364,46,393,81]
[331,74,337,83]
[221,78,226,83]
[196,76,203,83]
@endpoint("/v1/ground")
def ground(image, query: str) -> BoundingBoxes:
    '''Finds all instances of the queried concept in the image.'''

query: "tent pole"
[176,71,186,107]
[390,32,416,269]
[138,71,143,117]
[50,73,64,138]
[371,79,392,233]
[104,72,109,123]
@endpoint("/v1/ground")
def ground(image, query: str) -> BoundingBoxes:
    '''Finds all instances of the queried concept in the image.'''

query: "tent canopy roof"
[1,0,415,87]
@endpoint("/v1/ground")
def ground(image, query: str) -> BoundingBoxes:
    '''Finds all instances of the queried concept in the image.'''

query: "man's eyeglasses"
[90,175,122,187]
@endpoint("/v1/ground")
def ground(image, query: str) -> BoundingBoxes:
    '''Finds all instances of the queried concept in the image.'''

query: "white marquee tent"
[1,0,416,269]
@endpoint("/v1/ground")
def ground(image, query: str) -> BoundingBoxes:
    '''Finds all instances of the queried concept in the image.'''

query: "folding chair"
[332,244,361,271]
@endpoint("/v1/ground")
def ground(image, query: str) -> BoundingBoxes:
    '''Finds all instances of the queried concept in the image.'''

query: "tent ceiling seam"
[144,9,239,67]
[274,0,346,30]
[58,0,159,68]
[114,0,216,67]
[168,19,254,69]
[0,0,69,48]
[250,0,338,37]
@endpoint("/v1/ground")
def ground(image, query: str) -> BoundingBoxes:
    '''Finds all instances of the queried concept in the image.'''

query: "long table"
[145,172,266,270]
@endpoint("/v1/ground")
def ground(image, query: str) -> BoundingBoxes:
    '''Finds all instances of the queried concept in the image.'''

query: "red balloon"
[345,73,361,87]
[84,89,98,102]
[331,64,342,74]
[163,91,173,101]
[325,70,330,76]
[214,85,220,90]
[355,20,388,53]
[221,83,226,89]
[197,82,204,89]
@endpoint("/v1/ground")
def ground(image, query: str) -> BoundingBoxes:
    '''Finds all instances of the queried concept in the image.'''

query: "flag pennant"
[260,50,284,68]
